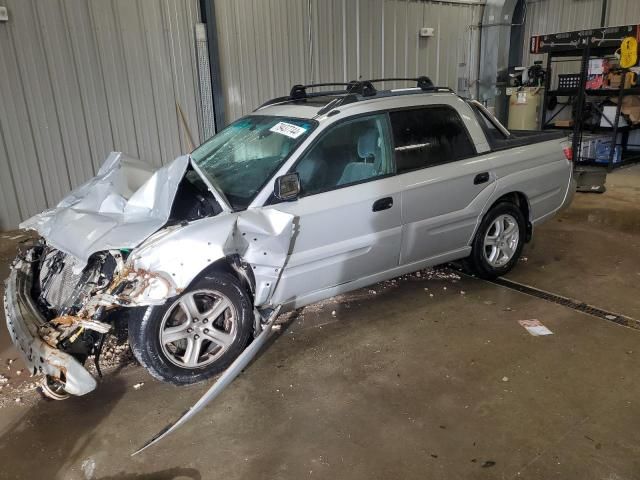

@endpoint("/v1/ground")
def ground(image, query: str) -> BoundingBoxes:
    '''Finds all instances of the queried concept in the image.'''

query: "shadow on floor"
[95,467,201,480]
[0,377,127,479]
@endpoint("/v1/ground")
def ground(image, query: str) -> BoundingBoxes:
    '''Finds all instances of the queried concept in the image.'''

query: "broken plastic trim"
[132,306,281,455]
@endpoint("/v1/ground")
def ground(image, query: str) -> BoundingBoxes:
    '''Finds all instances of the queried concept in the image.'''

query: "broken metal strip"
[132,306,282,455]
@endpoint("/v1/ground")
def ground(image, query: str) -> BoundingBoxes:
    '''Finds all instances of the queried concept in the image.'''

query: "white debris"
[0,375,7,384]
[81,458,96,480]
[502,376,509,382]
[605,314,617,321]
[14,397,21,403]
[519,319,553,336]
[460,291,466,295]
[133,382,144,390]
[429,294,434,298]
[15,370,22,376]
[368,290,377,295]
[331,310,336,317]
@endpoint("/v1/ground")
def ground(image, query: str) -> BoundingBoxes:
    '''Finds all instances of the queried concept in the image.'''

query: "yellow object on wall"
[620,37,638,69]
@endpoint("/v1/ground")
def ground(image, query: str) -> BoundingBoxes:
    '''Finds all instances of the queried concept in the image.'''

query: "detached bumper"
[4,259,97,396]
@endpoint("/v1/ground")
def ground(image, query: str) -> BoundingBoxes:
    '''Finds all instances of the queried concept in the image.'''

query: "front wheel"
[128,272,253,385]
[466,202,526,280]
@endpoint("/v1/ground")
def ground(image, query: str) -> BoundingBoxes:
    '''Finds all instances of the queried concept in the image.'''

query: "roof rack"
[257,76,454,111]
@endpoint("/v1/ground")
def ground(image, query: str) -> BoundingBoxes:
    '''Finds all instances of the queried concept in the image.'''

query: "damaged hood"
[20,152,229,268]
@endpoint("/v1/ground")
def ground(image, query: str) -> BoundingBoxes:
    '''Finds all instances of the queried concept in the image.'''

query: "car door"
[390,105,497,265]
[269,113,404,307]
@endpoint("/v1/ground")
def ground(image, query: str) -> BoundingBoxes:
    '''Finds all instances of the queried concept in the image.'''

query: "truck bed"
[491,129,567,152]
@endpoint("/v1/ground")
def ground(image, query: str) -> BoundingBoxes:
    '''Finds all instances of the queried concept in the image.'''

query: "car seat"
[337,126,380,185]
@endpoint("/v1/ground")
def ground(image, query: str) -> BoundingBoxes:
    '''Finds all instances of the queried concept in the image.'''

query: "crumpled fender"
[20,152,190,269]
[125,208,294,307]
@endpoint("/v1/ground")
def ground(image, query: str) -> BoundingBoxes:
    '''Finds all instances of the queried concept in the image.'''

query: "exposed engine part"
[37,249,120,317]
[38,248,81,311]
[168,168,222,223]
[40,315,111,348]
[94,334,106,378]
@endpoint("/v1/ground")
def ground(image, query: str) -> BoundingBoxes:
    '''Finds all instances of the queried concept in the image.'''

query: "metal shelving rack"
[531,24,640,172]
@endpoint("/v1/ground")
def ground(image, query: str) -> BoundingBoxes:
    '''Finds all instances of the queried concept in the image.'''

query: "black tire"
[128,272,253,385]
[466,202,526,280]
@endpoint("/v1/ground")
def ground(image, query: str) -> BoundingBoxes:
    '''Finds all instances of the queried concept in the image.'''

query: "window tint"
[389,106,476,173]
[294,114,393,196]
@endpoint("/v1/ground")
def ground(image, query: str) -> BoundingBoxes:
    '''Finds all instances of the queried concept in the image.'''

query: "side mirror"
[274,172,301,201]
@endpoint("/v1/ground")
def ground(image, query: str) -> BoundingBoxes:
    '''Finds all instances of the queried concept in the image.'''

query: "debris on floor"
[133,382,144,390]
[87,336,135,375]
[519,319,554,336]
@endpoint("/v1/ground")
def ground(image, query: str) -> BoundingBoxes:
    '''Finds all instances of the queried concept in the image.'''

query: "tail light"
[562,145,574,162]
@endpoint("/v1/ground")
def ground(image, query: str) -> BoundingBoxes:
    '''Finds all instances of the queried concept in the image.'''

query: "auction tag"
[270,122,307,139]
[516,92,527,104]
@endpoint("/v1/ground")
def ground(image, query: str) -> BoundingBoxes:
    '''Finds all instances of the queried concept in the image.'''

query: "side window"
[389,106,476,174]
[294,114,393,196]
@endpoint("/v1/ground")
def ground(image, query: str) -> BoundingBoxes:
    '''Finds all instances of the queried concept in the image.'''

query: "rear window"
[389,106,476,174]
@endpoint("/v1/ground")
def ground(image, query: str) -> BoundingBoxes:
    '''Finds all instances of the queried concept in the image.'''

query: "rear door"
[390,105,497,265]
[270,113,404,307]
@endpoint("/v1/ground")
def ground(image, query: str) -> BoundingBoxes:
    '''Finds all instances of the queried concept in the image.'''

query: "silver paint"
[20,152,190,269]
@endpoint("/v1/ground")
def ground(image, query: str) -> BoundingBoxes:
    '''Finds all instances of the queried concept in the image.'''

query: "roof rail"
[289,80,377,100]
[367,76,435,90]
[256,75,454,111]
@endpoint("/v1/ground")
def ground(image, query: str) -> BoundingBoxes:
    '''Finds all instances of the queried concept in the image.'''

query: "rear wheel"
[128,272,253,385]
[466,202,526,279]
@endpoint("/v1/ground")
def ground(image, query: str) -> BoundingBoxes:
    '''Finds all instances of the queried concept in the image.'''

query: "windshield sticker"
[269,122,307,139]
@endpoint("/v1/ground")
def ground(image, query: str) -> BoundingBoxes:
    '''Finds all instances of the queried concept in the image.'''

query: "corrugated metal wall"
[0,0,203,230]
[215,0,484,122]
[606,0,640,26]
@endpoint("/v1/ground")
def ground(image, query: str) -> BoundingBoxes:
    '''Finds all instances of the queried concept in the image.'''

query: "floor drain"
[449,267,640,329]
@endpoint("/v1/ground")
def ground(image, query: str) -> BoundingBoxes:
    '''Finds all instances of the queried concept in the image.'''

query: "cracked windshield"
[191,116,316,210]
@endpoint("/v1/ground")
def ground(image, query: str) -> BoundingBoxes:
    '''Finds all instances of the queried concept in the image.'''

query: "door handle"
[474,172,490,185]
[372,197,393,212]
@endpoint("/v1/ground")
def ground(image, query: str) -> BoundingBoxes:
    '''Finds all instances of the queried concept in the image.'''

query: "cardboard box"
[554,119,574,127]
[606,71,637,89]
[611,95,640,124]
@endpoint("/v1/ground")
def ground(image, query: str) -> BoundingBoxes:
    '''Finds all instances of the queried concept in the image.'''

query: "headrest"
[357,128,379,159]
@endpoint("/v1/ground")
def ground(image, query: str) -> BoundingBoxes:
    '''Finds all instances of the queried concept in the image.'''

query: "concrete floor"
[0,166,639,480]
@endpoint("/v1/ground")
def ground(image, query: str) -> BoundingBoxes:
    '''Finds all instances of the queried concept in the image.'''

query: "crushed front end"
[4,243,131,397]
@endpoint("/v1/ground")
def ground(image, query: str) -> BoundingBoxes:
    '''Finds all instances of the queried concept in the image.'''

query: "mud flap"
[132,306,281,455]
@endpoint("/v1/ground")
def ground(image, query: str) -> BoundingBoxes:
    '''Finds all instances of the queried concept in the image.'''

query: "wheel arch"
[486,191,532,242]
[186,255,256,300]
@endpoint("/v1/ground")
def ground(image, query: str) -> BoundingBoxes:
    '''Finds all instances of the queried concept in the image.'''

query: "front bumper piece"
[4,259,97,396]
